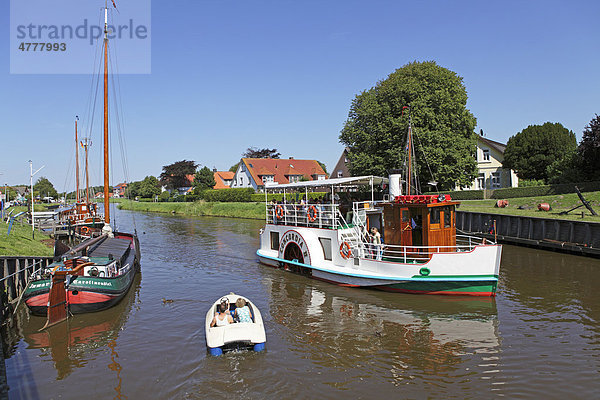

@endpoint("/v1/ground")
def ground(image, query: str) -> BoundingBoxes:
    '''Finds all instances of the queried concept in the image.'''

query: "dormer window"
[482,149,490,161]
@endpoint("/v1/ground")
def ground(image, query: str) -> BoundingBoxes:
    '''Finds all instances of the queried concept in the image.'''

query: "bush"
[185,194,199,202]
[199,188,254,202]
[249,192,328,203]
[438,190,484,200]
[519,179,546,187]
[159,191,171,202]
[490,181,600,199]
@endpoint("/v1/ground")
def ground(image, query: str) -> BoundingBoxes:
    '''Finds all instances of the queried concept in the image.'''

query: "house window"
[344,156,348,163]
[319,237,332,261]
[492,172,501,188]
[270,231,279,250]
[482,149,490,161]
[337,170,343,178]
[477,173,485,189]
[240,177,244,186]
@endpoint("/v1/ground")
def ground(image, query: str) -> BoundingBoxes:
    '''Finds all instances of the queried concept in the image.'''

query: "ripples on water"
[4,209,600,399]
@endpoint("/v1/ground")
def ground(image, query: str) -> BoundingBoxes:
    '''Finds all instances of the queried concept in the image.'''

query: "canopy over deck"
[264,175,388,191]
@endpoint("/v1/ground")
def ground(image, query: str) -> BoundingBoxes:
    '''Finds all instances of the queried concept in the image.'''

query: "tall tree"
[34,177,58,198]
[160,160,198,190]
[138,176,161,198]
[193,167,217,192]
[242,147,281,159]
[579,114,600,181]
[503,122,576,182]
[339,61,478,190]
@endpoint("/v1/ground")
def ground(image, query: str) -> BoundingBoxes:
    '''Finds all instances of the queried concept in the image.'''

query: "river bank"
[117,199,264,220]
[0,222,53,257]
[459,191,600,222]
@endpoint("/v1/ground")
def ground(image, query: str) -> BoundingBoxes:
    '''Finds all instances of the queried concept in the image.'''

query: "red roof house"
[231,158,327,191]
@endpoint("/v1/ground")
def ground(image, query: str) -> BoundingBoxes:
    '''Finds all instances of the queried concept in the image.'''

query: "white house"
[467,136,518,190]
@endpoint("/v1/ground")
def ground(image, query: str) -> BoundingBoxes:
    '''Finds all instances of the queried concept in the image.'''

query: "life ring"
[275,205,285,220]
[339,242,352,259]
[307,205,318,222]
[419,267,431,276]
[80,226,90,235]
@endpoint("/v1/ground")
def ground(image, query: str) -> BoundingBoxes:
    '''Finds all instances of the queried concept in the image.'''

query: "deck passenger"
[210,302,233,327]
[371,227,383,261]
[234,298,253,323]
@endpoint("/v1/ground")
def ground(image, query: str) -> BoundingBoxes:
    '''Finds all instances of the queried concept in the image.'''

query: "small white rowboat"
[205,293,266,356]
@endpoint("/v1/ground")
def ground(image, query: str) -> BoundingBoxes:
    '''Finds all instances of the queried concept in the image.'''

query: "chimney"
[213,167,217,172]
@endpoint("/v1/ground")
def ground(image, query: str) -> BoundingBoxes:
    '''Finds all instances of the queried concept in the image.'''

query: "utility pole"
[29,160,45,239]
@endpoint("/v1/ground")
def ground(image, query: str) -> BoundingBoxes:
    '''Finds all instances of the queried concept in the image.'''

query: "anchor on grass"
[559,186,598,217]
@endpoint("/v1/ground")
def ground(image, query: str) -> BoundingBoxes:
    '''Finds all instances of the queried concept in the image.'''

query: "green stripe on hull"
[382,280,497,296]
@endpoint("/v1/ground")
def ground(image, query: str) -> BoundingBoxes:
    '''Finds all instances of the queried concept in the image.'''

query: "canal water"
[4,208,600,399]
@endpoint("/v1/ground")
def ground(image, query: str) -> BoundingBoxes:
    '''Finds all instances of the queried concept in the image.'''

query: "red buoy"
[538,203,551,211]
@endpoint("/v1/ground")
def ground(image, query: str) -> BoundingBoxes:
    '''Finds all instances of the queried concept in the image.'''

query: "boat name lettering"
[75,280,112,286]
[30,282,50,289]
[278,230,311,265]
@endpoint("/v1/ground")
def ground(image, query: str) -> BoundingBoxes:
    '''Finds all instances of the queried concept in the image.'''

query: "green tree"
[138,176,161,198]
[193,167,216,193]
[160,160,198,190]
[339,61,477,190]
[317,161,328,175]
[242,147,281,158]
[503,122,576,182]
[578,114,600,181]
[229,162,240,172]
[34,177,58,198]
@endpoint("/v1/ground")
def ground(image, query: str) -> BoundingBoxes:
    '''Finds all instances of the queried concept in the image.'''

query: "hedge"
[199,188,254,202]
[249,192,328,203]
[490,181,600,199]
[438,190,484,200]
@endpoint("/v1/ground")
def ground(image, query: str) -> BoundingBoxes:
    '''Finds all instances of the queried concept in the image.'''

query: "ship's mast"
[82,138,91,203]
[103,3,110,224]
[407,111,413,195]
[75,116,80,203]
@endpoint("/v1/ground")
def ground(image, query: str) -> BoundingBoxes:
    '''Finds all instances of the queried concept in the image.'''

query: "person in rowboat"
[234,298,253,323]
[210,301,233,327]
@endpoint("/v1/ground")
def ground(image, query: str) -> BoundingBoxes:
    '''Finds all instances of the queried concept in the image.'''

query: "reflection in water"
[265,276,500,394]
[107,340,125,400]
[19,275,140,382]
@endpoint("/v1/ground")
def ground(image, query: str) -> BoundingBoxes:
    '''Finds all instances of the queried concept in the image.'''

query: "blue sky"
[1,0,599,189]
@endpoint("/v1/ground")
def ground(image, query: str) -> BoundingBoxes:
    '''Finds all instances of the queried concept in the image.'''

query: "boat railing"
[353,234,495,263]
[266,203,341,229]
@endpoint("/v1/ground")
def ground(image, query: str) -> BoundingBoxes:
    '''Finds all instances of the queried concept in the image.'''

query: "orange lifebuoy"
[275,205,285,220]
[80,226,90,235]
[339,241,352,259]
[307,205,318,222]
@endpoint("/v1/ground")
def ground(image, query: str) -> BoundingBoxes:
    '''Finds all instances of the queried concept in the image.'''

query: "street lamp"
[29,160,45,239]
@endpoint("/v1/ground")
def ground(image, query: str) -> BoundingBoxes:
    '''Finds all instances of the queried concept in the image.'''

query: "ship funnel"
[388,169,402,198]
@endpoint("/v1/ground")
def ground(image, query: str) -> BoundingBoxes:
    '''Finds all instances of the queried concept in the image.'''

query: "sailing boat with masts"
[23,1,141,326]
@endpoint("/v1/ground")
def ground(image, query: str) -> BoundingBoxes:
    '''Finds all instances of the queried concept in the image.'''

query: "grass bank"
[117,200,264,220]
[458,191,600,222]
[0,221,54,257]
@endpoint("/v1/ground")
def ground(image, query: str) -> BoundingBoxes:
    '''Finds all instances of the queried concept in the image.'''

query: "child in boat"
[211,302,233,327]
[234,298,253,323]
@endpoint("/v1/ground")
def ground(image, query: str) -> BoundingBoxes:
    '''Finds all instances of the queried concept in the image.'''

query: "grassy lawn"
[0,218,54,257]
[118,200,265,220]
[458,191,600,222]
